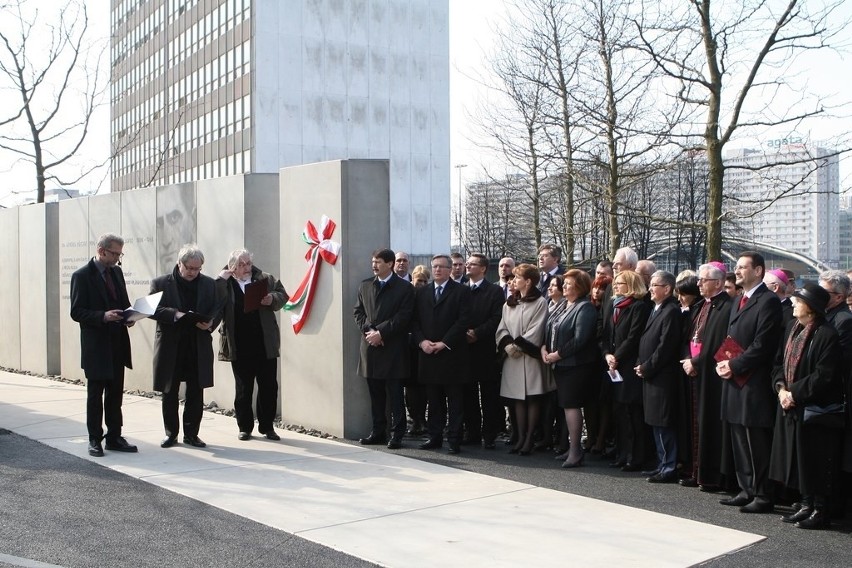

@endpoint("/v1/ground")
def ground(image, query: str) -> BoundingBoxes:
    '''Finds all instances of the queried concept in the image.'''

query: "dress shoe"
[261,430,281,441]
[555,450,571,461]
[419,438,442,450]
[105,436,138,453]
[719,495,751,507]
[794,509,828,530]
[609,460,627,468]
[447,444,461,454]
[387,437,403,449]
[88,440,104,457]
[679,477,699,488]
[183,435,207,448]
[561,455,584,468]
[482,440,496,449]
[740,500,772,514]
[238,431,252,441]
[647,472,677,483]
[641,468,660,477]
[359,433,387,445]
[621,463,642,472]
[160,436,178,448]
[782,506,814,524]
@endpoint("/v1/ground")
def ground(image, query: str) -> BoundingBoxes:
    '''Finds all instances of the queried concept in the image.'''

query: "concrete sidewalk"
[0,370,763,567]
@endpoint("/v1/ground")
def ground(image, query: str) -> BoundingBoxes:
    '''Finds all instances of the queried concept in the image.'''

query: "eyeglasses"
[104,249,124,259]
[650,283,667,288]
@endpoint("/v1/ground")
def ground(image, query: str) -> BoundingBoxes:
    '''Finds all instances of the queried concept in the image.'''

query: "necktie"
[104,267,118,301]
[435,284,443,302]
[739,294,748,311]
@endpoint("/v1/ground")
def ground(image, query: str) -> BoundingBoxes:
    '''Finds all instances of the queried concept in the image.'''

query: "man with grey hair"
[150,244,224,449]
[217,249,289,441]
[70,233,137,457]
[612,247,638,275]
[636,260,657,288]
[679,263,732,489]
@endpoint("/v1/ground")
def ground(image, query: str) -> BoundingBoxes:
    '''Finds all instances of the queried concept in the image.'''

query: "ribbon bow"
[283,215,341,334]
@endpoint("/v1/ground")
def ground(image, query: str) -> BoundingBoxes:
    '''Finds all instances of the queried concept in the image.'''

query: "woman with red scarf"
[769,283,843,530]
[602,270,651,471]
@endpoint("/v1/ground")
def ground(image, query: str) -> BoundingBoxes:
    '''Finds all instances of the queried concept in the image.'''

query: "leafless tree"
[634,0,851,259]
[0,0,107,203]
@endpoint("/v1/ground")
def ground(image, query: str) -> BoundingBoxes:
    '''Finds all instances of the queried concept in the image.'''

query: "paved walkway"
[0,370,763,567]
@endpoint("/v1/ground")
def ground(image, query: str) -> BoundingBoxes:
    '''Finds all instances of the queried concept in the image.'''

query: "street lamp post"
[454,163,467,253]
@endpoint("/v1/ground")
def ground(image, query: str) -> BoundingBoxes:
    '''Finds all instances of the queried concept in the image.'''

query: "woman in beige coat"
[497,263,553,455]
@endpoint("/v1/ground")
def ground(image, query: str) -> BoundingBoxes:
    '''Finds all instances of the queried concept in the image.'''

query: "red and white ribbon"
[283,215,341,334]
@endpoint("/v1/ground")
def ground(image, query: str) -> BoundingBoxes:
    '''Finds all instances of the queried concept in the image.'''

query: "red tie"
[738,294,748,311]
[104,267,118,301]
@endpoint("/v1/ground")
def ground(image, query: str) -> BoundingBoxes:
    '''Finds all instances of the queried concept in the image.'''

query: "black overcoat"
[825,303,852,473]
[638,297,682,427]
[411,279,471,385]
[466,279,505,381]
[353,274,415,380]
[603,297,651,404]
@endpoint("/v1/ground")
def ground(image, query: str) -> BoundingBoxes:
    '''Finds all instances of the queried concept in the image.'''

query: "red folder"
[713,336,750,387]
[243,279,269,313]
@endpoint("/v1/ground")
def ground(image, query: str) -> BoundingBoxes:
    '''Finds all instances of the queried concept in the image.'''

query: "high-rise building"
[724,143,839,266]
[110,0,450,252]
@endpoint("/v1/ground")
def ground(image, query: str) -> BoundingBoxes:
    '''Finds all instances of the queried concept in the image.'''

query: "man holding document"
[716,252,782,513]
[70,233,137,457]
[150,244,224,448]
[217,249,288,441]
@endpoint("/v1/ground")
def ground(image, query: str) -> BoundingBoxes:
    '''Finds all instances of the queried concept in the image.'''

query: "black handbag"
[802,402,846,429]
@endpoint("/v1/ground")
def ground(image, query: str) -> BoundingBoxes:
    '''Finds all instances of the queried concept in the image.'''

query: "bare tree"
[635,0,851,259]
[0,0,106,203]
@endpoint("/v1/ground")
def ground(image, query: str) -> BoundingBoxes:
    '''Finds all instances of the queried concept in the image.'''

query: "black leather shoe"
[359,433,387,445]
[621,463,642,472]
[88,440,104,457]
[387,437,403,449]
[647,472,677,483]
[641,469,660,477]
[160,436,178,448]
[482,440,496,449]
[782,506,814,524]
[105,436,138,453]
[238,432,252,441]
[183,436,207,448]
[719,495,751,507]
[794,509,828,530]
[261,430,281,441]
[609,460,627,468]
[740,500,772,514]
[419,438,442,450]
[447,444,461,454]
[679,477,699,488]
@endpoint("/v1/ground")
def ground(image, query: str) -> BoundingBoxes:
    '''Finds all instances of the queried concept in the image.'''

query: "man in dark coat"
[150,244,224,449]
[461,253,505,449]
[412,254,471,454]
[716,251,782,513]
[680,262,732,489]
[353,248,415,449]
[537,244,564,294]
[636,271,682,483]
[217,249,288,441]
[70,233,137,457]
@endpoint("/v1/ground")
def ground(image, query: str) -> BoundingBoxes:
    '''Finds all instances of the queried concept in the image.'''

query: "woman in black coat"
[602,270,651,471]
[769,283,844,530]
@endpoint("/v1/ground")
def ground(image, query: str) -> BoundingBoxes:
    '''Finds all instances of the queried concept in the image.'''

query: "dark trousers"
[162,375,203,439]
[367,377,406,439]
[729,423,773,503]
[405,384,427,427]
[652,425,678,475]
[86,371,125,442]
[615,401,647,465]
[462,380,503,443]
[426,383,464,445]
[231,357,279,433]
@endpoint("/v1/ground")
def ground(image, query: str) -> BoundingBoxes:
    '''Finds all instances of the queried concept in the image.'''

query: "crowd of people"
[354,244,852,531]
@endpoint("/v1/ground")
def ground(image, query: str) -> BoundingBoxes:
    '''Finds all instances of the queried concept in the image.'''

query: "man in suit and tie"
[394,251,412,282]
[450,252,468,284]
[413,254,471,454]
[461,253,505,449]
[716,251,782,513]
[150,244,224,449]
[498,257,516,299]
[353,248,415,449]
[537,244,564,294]
[70,233,138,457]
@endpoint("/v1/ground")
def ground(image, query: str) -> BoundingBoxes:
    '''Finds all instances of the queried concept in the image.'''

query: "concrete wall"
[7,166,389,439]
[279,159,388,439]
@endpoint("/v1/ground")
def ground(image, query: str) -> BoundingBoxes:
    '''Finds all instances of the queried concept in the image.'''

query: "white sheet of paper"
[608,369,624,383]
[123,291,163,322]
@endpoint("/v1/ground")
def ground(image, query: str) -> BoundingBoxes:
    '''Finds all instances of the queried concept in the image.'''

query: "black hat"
[792,282,829,316]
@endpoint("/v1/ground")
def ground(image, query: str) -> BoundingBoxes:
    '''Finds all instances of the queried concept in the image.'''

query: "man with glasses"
[679,263,732,490]
[394,251,412,282]
[412,254,471,454]
[70,233,137,457]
